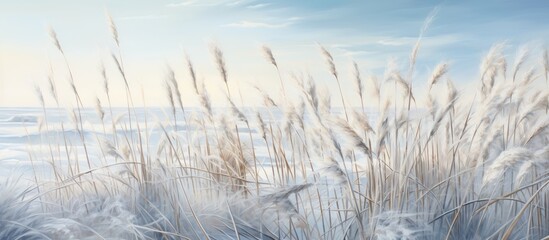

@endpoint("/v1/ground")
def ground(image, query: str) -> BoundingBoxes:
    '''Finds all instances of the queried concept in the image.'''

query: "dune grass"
[2,15,549,240]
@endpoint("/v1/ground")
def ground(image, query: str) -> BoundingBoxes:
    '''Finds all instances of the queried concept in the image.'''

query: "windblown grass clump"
[4,16,549,240]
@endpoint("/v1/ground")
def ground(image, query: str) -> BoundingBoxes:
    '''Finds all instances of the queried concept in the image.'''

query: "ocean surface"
[0,106,382,187]
[0,107,193,183]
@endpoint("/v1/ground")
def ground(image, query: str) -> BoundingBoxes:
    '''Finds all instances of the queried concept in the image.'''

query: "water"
[0,106,380,185]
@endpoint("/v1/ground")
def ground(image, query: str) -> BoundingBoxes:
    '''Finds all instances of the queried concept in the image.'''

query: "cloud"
[319,34,464,50]
[224,16,301,29]
[166,0,196,7]
[247,3,271,9]
[166,0,250,7]
[118,15,169,21]
[227,0,252,6]
[377,38,412,46]
[288,17,302,21]
[376,34,464,47]
[341,50,373,57]
[224,20,291,28]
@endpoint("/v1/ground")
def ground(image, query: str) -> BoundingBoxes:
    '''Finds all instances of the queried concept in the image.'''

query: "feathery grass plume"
[262,45,278,68]
[483,147,533,186]
[95,97,105,121]
[428,62,448,90]
[34,85,44,108]
[319,45,337,78]
[282,102,296,136]
[523,117,549,145]
[185,54,199,94]
[512,46,529,82]
[48,26,63,53]
[164,80,176,118]
[319,44,349,120]
[515,155,549,187]
[515,160,536,185]
[261,184,311,229]
[100,61,108,94]
[261,184,312,205]
[283,101,306,138]
[322,156,348,185]
[475,85,512,126]
[519,66,536,87]
[318,87,332,117]
[68,77,78,100]
[426,92,438,120]
[111,52,129,89]
[166,67,185,112]
[227,95,247,123]
[295,73,320,116]
[446,78,458,104]
[98,138,124,159]
[305,75,319,113]
[478,128,503,164]
[198,80,213,118]
[316,125,344,160]
[351,109,374,134]
[368,75,381,103]
[353,62,363,94]
[409,7,438,71]
[501,56,508,79]
[428,97,457,140]
[376,99,391,154]
[480,43,506,95]
[391,70,416,102]
[106,12,119,47]
[262,45,287,98]
[353,61,365,109]
[253,86,278,107]
[517,91,549,125]
[47,66,59,106]
[211,44,230,97]
[255,112,267,140]
[334,117,372,157]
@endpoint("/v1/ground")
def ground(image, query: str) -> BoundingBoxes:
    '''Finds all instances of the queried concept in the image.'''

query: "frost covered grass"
[3,16,549,240]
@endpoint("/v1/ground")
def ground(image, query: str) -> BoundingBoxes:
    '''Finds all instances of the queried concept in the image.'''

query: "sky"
[1,0,549,107]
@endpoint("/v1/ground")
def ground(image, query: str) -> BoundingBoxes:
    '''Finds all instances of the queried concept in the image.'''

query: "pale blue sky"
[1,0,548,106]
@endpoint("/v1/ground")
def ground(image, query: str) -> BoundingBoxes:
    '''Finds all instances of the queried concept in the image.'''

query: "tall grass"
[2,16,549,240]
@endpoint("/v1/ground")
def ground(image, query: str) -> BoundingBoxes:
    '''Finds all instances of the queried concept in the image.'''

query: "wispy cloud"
[376,34,464,47]
[166,0,250,7]
[316,34,464,50]
[118,15,169,21]
[377,38,412,46]
[166,0,196,7]
[341,50,373,57]
[224,16,301,29]
[247,3,271,9]
[287,17,302,21]
[227,0,252,6]
[224,20,291,28]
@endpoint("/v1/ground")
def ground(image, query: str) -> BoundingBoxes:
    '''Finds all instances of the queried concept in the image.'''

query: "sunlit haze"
[1,0,549,107]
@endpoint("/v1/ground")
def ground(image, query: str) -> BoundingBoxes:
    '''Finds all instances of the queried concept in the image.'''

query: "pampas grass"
[5,15,549,240]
